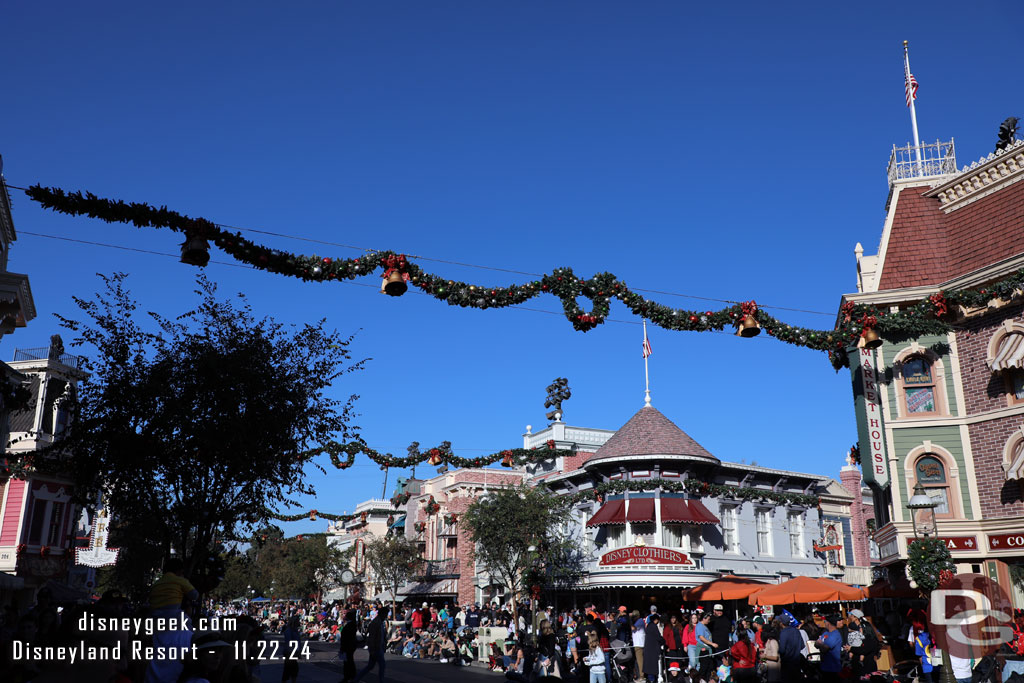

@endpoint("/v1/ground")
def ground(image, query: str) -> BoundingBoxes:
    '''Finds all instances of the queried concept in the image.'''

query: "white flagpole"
[904,40,923,174]
[643,319,651,407]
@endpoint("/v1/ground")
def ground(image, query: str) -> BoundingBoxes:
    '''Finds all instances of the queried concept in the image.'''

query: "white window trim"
[721,504,740,555]
[788,510,806,559]
[755,507,773,557]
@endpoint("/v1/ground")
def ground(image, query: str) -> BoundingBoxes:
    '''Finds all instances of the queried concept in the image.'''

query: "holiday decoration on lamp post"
[75,505,121,568]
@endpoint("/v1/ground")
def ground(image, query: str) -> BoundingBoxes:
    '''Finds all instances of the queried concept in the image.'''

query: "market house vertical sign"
[850,346,889,487]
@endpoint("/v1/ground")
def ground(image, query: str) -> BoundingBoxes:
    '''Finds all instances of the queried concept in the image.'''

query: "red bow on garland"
[741,301,758,318]
[383,254,411,281]
[929,292,948,318]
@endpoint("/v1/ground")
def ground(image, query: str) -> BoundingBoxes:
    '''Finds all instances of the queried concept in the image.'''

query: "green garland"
[309,438,569,470]
[269,507,395,523]
[906,537,954,593]
[550,478,820,508]
[28,185,1024,369]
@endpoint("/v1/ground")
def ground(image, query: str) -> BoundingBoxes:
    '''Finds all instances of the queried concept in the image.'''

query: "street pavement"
[256,637,503,683]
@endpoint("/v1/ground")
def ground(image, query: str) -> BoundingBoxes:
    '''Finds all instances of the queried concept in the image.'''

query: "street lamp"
[907,482,954,683]
[906,482,938,538]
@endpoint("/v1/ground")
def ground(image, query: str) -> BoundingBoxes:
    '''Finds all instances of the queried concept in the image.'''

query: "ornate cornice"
[926,138,1024,212]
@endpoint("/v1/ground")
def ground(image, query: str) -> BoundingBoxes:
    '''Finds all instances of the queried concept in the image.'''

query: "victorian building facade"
[844,134,1024,606]
[332,400,866,608]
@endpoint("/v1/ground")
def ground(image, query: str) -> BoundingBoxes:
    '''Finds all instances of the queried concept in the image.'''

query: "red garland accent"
[857,314,878,336]
[16,544,26,556]
[930,292,948,318]
[840,301,856,323]
[40,545,51,557]
[546,439,556,449]
[938,568,955,588]
[741,300,758,318]
[382,254,411,282]
[309,510,318,521]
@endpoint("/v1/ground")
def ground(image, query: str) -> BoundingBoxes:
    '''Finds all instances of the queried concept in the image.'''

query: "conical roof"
[588,406,719,464]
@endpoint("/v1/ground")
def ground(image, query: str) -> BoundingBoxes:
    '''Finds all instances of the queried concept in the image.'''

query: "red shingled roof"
[589,406,718,463]
[876,179,1024,291]
[876,185,948,290]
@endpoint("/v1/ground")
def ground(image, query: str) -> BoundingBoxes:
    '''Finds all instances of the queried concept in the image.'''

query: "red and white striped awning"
[990,332,1024,371]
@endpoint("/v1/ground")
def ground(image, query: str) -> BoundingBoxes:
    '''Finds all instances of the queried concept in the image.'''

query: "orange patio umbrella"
[747,575,865,606]
[682,575,770,602]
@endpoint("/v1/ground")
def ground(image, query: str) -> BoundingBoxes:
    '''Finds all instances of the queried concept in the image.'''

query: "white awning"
[991,332,1024,371]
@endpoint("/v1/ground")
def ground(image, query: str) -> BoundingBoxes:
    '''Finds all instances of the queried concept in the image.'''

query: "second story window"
[47,502,65,545]
[755,508,772,555]
[721,505,739,554]
[788,511,806,558]
[902,357,936,414]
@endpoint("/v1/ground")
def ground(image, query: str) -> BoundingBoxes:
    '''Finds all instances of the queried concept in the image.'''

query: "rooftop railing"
[887,139,957,185]
[13,347,85,369]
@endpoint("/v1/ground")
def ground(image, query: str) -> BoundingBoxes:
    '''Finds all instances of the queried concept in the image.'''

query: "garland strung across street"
[554,478,820,509]
[270,439,820,522]
[26,185,1024,369]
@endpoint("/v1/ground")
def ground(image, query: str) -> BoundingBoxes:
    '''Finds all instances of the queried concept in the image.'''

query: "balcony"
[13,347,84,369]
[887,139,957,185]
[421,558,459,579]
[437,523,458,538]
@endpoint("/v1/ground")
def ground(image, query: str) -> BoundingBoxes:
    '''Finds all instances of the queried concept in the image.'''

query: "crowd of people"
[3,564,1024,683]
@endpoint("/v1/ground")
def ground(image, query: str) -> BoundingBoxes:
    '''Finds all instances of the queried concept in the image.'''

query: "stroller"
[607,639,634,683]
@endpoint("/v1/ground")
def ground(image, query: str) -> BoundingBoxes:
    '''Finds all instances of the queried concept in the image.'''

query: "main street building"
[332,400,864,608]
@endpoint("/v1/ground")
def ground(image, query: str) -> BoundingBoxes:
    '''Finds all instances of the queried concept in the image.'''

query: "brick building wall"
[952,302,1024,519]
[839,466,874,567]
[955,301,1024,415]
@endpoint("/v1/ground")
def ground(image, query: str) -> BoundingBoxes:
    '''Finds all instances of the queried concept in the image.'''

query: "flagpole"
[643,319,651,407]
[904,40,923,174]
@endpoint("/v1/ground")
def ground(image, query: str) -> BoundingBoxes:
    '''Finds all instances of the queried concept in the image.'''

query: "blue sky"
[2,2,1021,535]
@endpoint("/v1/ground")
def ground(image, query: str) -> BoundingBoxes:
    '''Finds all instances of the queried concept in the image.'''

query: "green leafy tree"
[365,534,423,621]
[259,534,351,600]
[461,484,574,624]
[38,273,364,590]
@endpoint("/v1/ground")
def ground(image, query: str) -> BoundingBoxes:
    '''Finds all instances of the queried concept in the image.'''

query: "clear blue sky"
[2,2,1021,535]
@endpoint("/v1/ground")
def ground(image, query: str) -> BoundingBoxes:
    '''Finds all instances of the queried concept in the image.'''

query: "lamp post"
[906,482,953,683]
[906,482,938,539]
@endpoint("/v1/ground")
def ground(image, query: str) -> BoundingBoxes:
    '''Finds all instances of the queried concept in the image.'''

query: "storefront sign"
[75,506,120,568]
[354,538,366,573]
[600,546,691,566]
[987,533,1024,551]
[909,536,977,551]
[850,347,889,487]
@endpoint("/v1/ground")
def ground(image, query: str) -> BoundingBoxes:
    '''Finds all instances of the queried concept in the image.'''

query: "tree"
[365,534,423,622]
[461,484,574,628]
[39,273,364,587]
[259,534,352,600]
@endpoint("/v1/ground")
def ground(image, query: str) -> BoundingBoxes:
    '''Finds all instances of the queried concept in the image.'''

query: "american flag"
[642,332,652,358]
[905,71,918,107]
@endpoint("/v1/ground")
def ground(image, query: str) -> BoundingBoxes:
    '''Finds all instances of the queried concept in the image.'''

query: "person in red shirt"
[683,612,699,672]
[664,614,685,671]
[411,604,425,631]
[730,627,757,683]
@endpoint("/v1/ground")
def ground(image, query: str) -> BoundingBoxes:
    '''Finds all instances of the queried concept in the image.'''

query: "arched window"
[902,357,937,414]
[986,323,1024,406]
[914,455,951,517]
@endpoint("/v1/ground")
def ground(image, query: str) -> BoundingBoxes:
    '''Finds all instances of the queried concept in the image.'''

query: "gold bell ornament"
[735,315,761,337]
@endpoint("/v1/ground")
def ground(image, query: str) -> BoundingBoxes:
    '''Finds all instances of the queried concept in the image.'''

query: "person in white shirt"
[585,632,607,683]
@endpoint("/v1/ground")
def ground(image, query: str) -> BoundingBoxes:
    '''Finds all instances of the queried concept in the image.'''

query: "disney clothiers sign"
[600,546,692,566]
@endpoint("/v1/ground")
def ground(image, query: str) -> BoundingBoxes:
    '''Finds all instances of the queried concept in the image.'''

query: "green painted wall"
[880,335,958,418]
[890,425,972,521]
